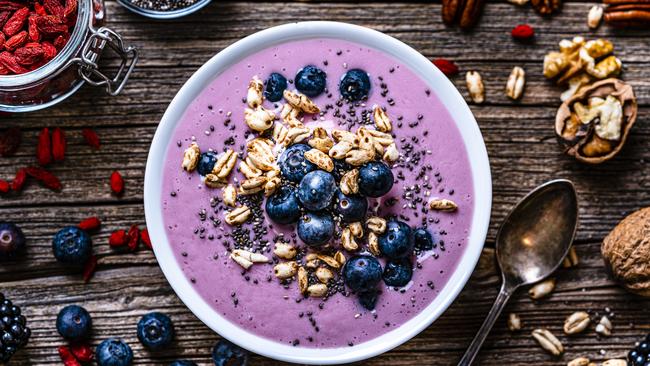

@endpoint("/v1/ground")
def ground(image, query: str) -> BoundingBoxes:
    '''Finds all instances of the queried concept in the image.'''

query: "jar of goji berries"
[0,0,138,112]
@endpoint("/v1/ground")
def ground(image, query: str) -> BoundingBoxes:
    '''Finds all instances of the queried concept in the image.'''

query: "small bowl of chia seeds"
[117,0,211,19]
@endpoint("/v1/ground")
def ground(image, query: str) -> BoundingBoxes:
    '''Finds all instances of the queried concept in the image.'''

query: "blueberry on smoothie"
[0,223,25,260]
[170,361,198,366]
[212,339,249,366]
[335,191,368,223]
[383,258,413,287]
[343,255,383,293]
[52,227,92,265]
[413,227,435,251]
[295,65,327,97]
[358,290,379,311]
[197,152,218,176]
[96,338,133,366]
[56,305,92,341]
[264,72,287,102]
[297,170,337,211]
[297,212,334,247]
[265,186,302,225]
[340,69,371,101]
[278,144,316,183]
[358,161,394,198]
[378,220,414,259]
[137,312,174,350]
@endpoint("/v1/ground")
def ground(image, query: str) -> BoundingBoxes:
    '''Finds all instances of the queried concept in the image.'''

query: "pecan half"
[531,0,561,15]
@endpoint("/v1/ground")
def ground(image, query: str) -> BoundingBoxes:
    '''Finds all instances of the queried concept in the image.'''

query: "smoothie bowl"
[144,21,491,364]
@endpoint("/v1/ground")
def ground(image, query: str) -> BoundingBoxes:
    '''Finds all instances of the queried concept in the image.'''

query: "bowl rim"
[144,21,492,365]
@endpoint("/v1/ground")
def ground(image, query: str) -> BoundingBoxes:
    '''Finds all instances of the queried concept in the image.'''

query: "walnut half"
[555,78,636,164]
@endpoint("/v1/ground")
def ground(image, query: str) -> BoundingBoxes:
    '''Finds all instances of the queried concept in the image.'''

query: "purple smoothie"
[160,38,475,349]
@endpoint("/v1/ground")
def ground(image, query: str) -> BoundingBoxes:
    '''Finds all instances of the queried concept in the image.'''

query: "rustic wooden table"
[1,1,649,365]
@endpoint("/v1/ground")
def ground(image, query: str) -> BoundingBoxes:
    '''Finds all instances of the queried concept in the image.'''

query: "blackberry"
[0,293,31,363]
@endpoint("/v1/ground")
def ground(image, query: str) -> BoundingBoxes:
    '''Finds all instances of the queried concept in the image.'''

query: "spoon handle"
[457,283,513,366]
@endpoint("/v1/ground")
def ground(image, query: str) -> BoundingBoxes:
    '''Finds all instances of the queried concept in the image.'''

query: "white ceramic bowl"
[144,21,492,365]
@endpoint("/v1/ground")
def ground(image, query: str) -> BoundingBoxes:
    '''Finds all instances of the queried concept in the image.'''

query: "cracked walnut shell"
[602,207,650,297]
[555,78,636,164]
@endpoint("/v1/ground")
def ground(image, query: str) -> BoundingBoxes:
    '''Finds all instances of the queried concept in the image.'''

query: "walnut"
[555,78,636,164]
[602,207,650,297]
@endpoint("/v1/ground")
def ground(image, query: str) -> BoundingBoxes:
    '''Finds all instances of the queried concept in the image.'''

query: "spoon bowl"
[497,179,578,286]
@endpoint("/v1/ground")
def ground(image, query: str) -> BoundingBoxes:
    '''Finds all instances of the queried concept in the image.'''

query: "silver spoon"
[458,179,578,366]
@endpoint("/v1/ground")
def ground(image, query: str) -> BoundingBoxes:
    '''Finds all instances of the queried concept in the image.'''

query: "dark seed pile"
[127,0,200,11]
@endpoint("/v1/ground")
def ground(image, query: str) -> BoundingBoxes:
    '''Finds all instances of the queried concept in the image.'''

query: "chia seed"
[126,0,200,11]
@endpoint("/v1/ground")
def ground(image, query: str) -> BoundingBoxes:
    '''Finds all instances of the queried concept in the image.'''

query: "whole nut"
[588,5,604,29]
[466,71,485,104]
[602,206,650,296]
[563,311,590,335]
[529,278,556,299]
[505,66,526,100]
[568,357,591,366]
[532,328,564,356]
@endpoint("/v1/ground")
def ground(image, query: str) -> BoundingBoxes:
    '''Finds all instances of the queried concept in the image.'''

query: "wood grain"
[1,1,649,365]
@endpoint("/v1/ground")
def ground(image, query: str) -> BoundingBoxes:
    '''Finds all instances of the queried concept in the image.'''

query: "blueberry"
[264,73,287,102]
[378,220,414,259]
[137,312,174,350]
[197,152,218,176]
[52,226,92,265]
[343,255,383,293]
[212,339,248,366]
[358,291,378,311]
[278,144,316,183]
[96,339,133,366]
[265,186,302,225]
[297,212,334,247]
[56,305,92,341]
[383,258,413,287]
[358,161,394,198]
[295,65,327,97]
[633,355,647,366]
[413,228,435,251]
[170,361,198,366]
[335,191,367,222]
[639,342,650,355]
[297,170,337,211]
[339,69,371,101]
[0,223,25,260]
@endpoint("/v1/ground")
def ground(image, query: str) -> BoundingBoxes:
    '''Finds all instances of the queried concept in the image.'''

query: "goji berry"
[11,167,26,191]
[511,24,535,40]
[127,225,139,251]
[0,51,27,73]
[25,166,61,190]
[4,30,27,51]
[51,127,65,162]
[70,342,93,362]
[36,127,51,166]
[2,7,28,36]
[35,15,67,36]
[140,228,152,250]
[0,179,9,193]
[432,58,460,77]
[15,43,45,66]
[0,10,11,28]
[82,254,97,283]
[110,171,123,195]
[82,128,100,149]
[63,0,76,19]
[78,216,100,231]
[27,14,39,42]
[44,0,64,18]
[109,229,127,247]
[41,41,57,60]
[53,31,68,50]
[34,2,47,16]
[0,127,21,157]
[0,2,24,12]
[0,32,5,50]
[58,345,81,366]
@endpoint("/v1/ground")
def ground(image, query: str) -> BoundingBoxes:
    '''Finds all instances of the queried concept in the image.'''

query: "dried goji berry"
[127,225,139,251]
[35,15,67,36]
[53,31,68,50]
[36,127,51,166]
[2,7,28,36]
[58,345,81,366]
[15,43,45,66]
[82,128,100,149]
[44,0,65,18]
[11,167,26,191]
[511,24,535,40]
[25,166,61,190]
[0,1,25,12]
[108,229,127,247]
[82,254,97,283]
[110,171,123,195]
[0,127,21,157]
[70,342,93,362]
[0,51,27,74]
[4,30,27,51]
[432,58,460,77]
[63,0,76,19]
[0,10,11,28]
[0,179,9,193]
[51,127,65,162]
[78,216,100,231]
[0,32,5,50]
[34,2,47,16]
[27,14,39,42]
[41,41,57,60]
[140,228,152,250]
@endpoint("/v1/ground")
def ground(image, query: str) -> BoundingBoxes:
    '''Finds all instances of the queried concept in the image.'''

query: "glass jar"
[0,0,138,112]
